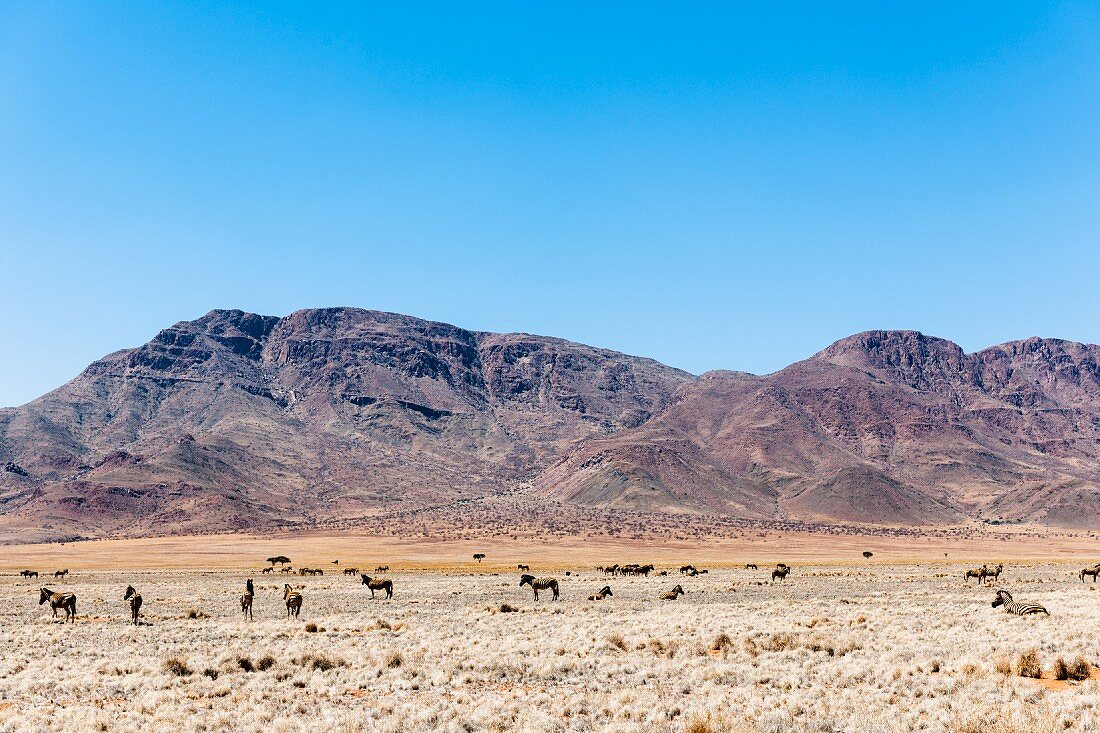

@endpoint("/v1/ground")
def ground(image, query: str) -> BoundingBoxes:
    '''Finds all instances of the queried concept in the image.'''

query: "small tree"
[473,553,485,563]
[862,551,873,559]
[267,556,291,566]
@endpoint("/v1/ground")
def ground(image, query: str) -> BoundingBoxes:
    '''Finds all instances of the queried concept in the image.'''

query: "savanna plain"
[3,536,1100,733]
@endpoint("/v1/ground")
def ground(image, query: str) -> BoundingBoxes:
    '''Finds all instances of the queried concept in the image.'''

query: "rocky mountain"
[0,308,690,541]
[2,315,1098,541]
[538,331,1100,528]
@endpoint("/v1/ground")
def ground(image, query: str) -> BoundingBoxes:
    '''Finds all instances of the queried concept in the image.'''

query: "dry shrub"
[295,653,345,672]
[237,656,255,672]
[710,633,734,653]
[256,655,276,671]
[202,668,219,680]
[1015,649,1042,679]
[608,633,627,651]
[186,608,209,620]
[498,603,518,613]
[994,655,1013,676]
[384,652,403,669]
[762,632,798,652]
[304,622,318,633]
[163,656,192,677]
[1053,656,1091,681]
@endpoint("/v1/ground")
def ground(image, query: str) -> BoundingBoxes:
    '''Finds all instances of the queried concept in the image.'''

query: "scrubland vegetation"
[1,563,1097,731]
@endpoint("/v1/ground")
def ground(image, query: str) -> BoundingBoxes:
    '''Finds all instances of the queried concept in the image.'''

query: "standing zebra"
[771,566,791,583]
[39,588,77,623]
[991,590,1049,617]
[964,564,988,584]
[240,579,254,621]
[360,574,394,599]
[1080,564,1100,583]
[519,574,559,601]
[124,585,142,625]
[283,584,303,619]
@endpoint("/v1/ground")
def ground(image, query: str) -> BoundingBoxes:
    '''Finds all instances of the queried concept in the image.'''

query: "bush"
[256,655,276,671]
[237,657,255,672]
[186,608,209,620]
[164,657,192,677]
[710,633,734,653]
[1015,649,1042,679]
[498,603,518,613]
[202,668,219,680]
[295,653,344,672]
[608,633,627,651]
[384,652,403,669]
[304,622,318,633]
[1054,656,1091,681]
[994,655,1013,676]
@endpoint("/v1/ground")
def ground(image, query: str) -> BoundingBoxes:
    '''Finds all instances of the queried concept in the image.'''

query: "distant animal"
[473,553,486,563]
[601,564,619,576]
[283,584,303,618]
[992,589,1048,617]
[964,564,988,584]
[519,574,559,601]
[343,567,359,576]
[331,560,339,565]
[620,564,654,577]
[39,587,76,622]
[697,569,708,575]
[679,565,697,576]
[518,564,530,572]
[124,585,142,625]
[280,567,293,574]
[772,566,791,583]
[20,570,38,578]
[985,563,1004,584]
[261,567,273,574]
[1080,564,1100,583]
[660,585,685,600]
[53,569,69,578]
[862,551,873,559]
[240,579,254,621]
[588,586,613,601]
[360,574,394,599]
[375,566,389,572]
[745,564,758,570]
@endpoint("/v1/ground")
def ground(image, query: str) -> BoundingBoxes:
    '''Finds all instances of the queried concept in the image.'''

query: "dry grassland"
[1,555,1098,732]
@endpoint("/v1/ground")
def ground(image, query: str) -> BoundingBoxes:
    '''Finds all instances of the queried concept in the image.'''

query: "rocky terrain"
[1,310,1098,541]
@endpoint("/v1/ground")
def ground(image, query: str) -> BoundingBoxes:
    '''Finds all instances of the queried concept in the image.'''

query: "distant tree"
[473,553,486,563]
[862,551,873,559]
[267,556,291,566]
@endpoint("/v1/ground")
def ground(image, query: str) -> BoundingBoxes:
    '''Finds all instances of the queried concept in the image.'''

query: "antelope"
[587,586,613,601]
[964,564,988,584]
[39,588,76,622]
[124,585,142,625]
[360,574,394,599]
[992,589,1049,616]
[283,584,303,618]
[240,579,254,621]
[660,585,685,600]
[519,574,559,601]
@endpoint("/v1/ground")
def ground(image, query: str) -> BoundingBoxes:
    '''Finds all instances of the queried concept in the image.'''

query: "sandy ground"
[2,526,1099,572]
[1,562,1099,732]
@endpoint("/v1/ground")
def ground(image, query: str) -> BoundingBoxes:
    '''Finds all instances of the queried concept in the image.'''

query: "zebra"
[343,567,359,576]
[39,588,77,623]
[772,566,791,583]
[745,563,758,570]
[519,574,559,601]
[991,590,1048,617]
[20,570,38,579]
[587,586,613,601]
[517,564,530,572]
[283,584,303,619]
[1080,564,1100,583]
[261,567,273,574]
[124,585,142,625]
[240,579,254,621]
[54,569,69,578]
[360,574,394,599]
[660,585,685,600]
[679,565,697,576]
[375,566,389,572]
[964,564,988,584]
[984,563,1004,584]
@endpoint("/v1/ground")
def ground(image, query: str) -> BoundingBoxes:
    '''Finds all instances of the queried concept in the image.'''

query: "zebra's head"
[992,590,1012,608]
[124,585,136,600]
[599,586,612,596]
[38,588,50,605]
[519,574,535,587]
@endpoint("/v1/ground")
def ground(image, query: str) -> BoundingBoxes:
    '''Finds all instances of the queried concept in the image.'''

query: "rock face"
[1,316,1098,541]
[0,309,690,541]
[537,331,1100,528]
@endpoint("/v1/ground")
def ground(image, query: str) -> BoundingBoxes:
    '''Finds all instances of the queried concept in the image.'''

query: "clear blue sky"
[2,3,1098,407]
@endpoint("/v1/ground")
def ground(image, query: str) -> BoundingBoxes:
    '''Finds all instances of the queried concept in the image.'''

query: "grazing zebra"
[283,584,303,619]
[745,563,758,570]
[124,585,142,625]
[375,566,389,572]
[984,563,1004,584]
[240,579,254,621]
[360,574,394,599]
[772,566,791,583]
[39,588,76,623]
[620,564,654,577]
[679,565,697,576]
[660,585,685,600]
[587,586,613,601]
[519,574,559,601]
[54,569,69,578]
[1079,564,1100,583]
[964,564,988,584]
[992,590,1048,617]
[261,567,273,574]
[20,570,38,578]
[343,567,359,576]
[517,564,530,572]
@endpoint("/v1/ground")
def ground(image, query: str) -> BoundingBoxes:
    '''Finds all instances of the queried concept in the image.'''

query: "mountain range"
[1,308,1098,542]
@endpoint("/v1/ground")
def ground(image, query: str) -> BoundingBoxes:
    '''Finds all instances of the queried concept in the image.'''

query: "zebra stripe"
[992,590,1048,616]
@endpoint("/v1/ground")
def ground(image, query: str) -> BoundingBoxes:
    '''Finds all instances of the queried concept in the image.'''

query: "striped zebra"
[240,579,254,621]
[991,590,1048,617]
[360,574,393,599]
[660,585,685,600]
[1080,564,1100,583]
[283,584,303,619]
[39,588,77,623]
[124,585,142,625]
[519,574,559,601]
[587,585,613,601]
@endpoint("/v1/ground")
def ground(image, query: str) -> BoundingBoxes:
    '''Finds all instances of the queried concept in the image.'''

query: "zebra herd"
[22,559,1094,624]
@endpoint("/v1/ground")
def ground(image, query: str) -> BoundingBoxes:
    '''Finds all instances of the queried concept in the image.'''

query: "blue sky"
[1,3,1098,407]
